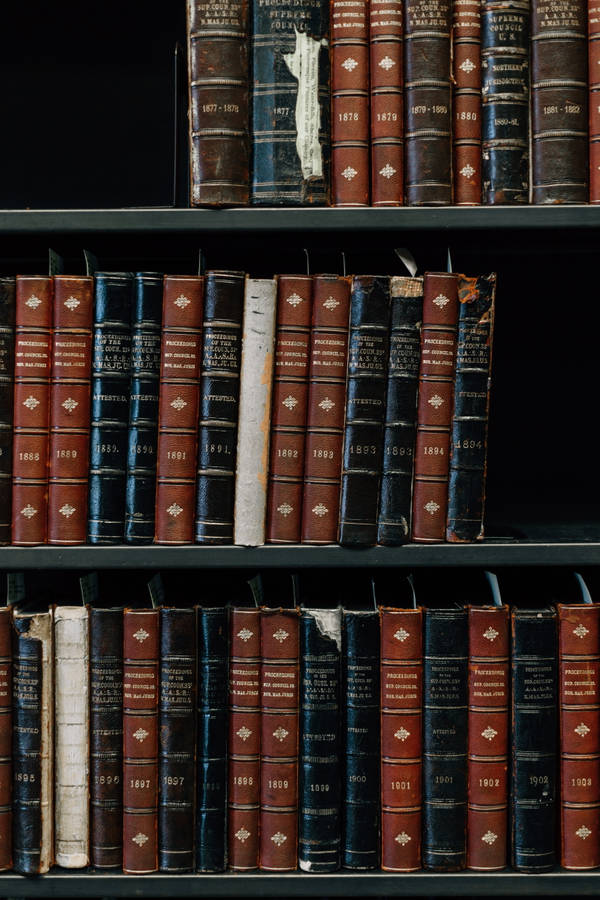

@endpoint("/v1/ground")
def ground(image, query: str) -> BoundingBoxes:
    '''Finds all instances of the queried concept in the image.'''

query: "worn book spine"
[54,606,89,868]
[155,275,204,545]
[12,276,53,545]
[511,607,558,871]
[0,277,15,545]
[332,0,370,206]
[233,278,277,546]
[187,0,249,206]
[380,607,423,872]
[423,607,468,871]
[0,607,11,870]
[411,272,459,543]
[266,275,313,544]
[467,605,509,871]
[195,271,244,544]
[88,273,133,544]
[123,609,159,874]
[260,607,300,871]
[339,276,391,546]
[590,1,600,203]
[378,276,423,545]
[558,603,600,870]
[481,1,530,204]
[453,0,482,205]
[299,608,342,872]
[370,0,403,205]
[159,607,197,872]
[301,275,351,544]
[48,276,93,545]
[532,0,588,204]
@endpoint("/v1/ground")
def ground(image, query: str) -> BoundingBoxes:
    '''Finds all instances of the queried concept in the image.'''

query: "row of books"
[188,0,597,208]
[0,267,496,547]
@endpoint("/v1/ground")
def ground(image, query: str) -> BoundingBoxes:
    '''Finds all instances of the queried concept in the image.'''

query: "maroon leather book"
[590,1,600,203]
[370,0,403,206]
[0,607,11,871]
[452,0,482,205]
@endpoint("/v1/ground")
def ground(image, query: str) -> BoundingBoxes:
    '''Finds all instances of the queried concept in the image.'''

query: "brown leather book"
[411,272,459,542]
[266,276,313,544]
[331,0,370,207]
[452,0,482,205]
[590,2,600,203]
[0,607,11,871]
[370,0,403,206]
[155,276,204,544]
[301,275,352,544]
[12,276,53,545]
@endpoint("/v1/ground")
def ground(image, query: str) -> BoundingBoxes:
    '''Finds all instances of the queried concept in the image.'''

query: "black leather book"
[0,276,15,545]
[196,607,229,872]
[511,607,558,872]
[339,276,391,546]
[423,607,468,871]
[125,273,163,544]
[342,610,380,869]
[299,607,342,872]
[88,273,133,543]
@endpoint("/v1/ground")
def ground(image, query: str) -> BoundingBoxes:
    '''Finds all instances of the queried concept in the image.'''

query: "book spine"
[558,603,600,869]
[123,609,159,874]
[0,607,11,870]
[299,608,342,872]
[342,610,380,869]
[423,607,468,871]
[90,607,123,869]
[370,0,403,206]
[404,0,452,206]
[380,607,423,872]
[0,277,15,545]
[452,0,482,205]
[195,271,244,544]
[251,0,330,205]
[331,0,370,206]
[467,605,509,871]
[54,606,89,868]
[88,273,133,544]
[260,608,300,871]
[411,272,459,543]
[266,275,313,543]
[590,0,600,203]
[187,0,249,206]
[233,278,277,546]
[301,275,351,544]
[339,275,391,546]
[159,607,197,872]
[511,607,558,871]
[155,275,204,545]
[481,1,530,205]
[12,276,53,545]
[48,276,93,545]
[532,0,588,204]
[377,275,423,545]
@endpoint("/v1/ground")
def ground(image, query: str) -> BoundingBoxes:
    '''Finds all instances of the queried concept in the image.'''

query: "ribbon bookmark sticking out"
[79,572,99,607]
[484,570,502,608]
[148,573,166,609]
[574,572,593,605]
[394,247,418,277]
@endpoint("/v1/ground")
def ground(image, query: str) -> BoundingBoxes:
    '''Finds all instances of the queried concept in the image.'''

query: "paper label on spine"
[283,29,326,180]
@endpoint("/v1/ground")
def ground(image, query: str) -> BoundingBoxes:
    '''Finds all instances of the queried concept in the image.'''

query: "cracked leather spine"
[0,277,15,545]
[370,0,403,206]
[0,607,11,870]
[453,0,482,205]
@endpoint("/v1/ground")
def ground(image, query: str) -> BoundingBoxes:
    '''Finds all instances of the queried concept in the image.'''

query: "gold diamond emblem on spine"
[133,628,149,643]
[167,503,183,517]
[273,726,289,742]
[237,628,253,642]
[282,395,298,410]
[236,726,252,741]
[59,504,76,518]
[394,628,409,642]
[574,623,589,639]
[342,166,358,181]
[132,833,149,846]
[170,396,187,411]
[394,727,410,741]
[424,500,440,515]
[483,627,499,641]
[25,294,42,309]
[428,394,444,409]
[277,503,293,517]
[318,397,335,411]
[62,397,78,412]
[481,726,497,741]
[576,825,592,840]
[174,294,190,309]
[286,293,303,307]
[21,505,37,519]
[271,832,287,846]
[273,628,289,643]
[395,832,411,845]
[482,831,497,845]
[433,293,450,308]
[379,164,396,179]
[133,728,149,742]
[235,827,250,843]
[312,503,328,517]
[23,395,40,410]
[64,296,80,310]
[323,296,339,310]
[575,722,590,737]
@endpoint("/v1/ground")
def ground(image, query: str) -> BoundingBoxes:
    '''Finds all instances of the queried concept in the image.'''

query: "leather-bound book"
[0,277,15,545]
[266,276,313,544]
[251,0,330,205]
[423,607,468,871]
[370,0,403,206]
[532,0,587,204]
[481,2,529,205]
[48,276,93,545]
[195,271,244,544]
[453,0,482,205]
[187,0,249,207]
[511,607,558,871]
[331,0,370,206]
[301,275,351,544]
[260,607,300,871]
[378,276,423,545]
[411,272,459,543]
[590,2,600,203]
[558,602,600,869]
[342,610,380,869]
[299,607,342,872]
[123,609,159,874]
[0,607,11,871]
[90,607,123,869]
[196,607,228,872]
[404,0,452,206]
[159,607,197,872]
[380,607,423,872]
[12,276,53,545]
[339,276,391,546]
[467,604,509,871]
[155,275,204,545]
[88,273,133,544]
